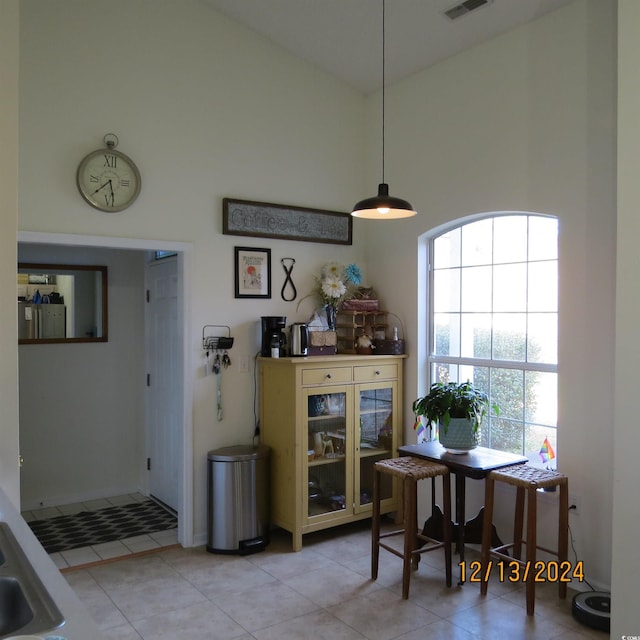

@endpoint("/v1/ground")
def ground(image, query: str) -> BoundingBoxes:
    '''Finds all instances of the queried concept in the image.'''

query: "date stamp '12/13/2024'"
[459,560,584,584]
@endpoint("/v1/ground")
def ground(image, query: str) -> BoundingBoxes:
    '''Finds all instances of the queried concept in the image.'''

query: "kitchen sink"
[0,576,33,637]
[0,522,64,638]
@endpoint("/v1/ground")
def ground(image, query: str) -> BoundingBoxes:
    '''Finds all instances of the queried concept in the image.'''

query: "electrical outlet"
[238,356,249,373]
[569,494,581,515]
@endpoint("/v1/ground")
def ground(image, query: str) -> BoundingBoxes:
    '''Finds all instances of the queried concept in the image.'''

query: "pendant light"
[351,0,417,219]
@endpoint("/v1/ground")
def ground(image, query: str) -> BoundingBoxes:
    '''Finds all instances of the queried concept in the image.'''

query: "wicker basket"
[308,330,337,355]
[309,330,337,347]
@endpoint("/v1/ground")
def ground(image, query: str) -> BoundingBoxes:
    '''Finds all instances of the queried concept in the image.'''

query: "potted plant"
[412,381,498,453]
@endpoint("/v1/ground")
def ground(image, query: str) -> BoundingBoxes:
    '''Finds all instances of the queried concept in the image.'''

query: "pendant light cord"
[382,0,386,185]
[350,0,416,218]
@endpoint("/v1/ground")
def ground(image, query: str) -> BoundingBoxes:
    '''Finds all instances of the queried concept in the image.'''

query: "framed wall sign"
[234,247,271,299]
[223,198,352,245]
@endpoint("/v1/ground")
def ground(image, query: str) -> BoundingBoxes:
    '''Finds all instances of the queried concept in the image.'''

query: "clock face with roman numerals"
[76,147,141,212]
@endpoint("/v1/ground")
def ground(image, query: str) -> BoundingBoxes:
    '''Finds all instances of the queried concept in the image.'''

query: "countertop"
[257,353,408,362]
[0,486,104,639]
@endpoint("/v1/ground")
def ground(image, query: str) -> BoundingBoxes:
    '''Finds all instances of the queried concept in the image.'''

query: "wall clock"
[76,133,141,212]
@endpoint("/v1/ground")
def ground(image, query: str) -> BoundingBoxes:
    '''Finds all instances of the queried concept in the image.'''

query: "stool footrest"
[379,542,406,561]
[490,543,514,556]
[488,549,517,565]
[379,528,406,540]
[379,529,446,553]
[490,540,561,559]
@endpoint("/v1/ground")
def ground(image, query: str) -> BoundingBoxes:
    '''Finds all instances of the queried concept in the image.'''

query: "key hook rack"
[202,325,234,351]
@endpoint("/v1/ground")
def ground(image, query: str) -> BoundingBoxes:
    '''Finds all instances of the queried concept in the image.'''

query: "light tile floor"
[22,493,178,569]
[63,519,609,640]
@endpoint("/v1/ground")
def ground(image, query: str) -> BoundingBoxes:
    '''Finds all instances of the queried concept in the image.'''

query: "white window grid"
[427,214,558,466]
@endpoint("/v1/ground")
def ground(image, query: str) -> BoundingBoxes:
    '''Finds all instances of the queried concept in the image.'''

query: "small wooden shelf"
[336,310,388,354]
[308,414,344,423]
[308,455,346,467]
[359,447,391,458]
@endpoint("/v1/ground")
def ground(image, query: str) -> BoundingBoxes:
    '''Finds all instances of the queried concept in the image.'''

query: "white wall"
[612,1,640,636]
[364,0,616,590]
[18,244,145,510]
[18,0,367,540]
[0,0,20,507]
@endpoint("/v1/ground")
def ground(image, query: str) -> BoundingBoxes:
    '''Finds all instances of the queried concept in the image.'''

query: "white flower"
[297,261,363,312]
[321,276,346,300]
[321,262,343,280]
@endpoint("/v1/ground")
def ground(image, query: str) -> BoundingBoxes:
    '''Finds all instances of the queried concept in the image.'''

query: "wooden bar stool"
[372,457,452,599]
[480,464,569,615]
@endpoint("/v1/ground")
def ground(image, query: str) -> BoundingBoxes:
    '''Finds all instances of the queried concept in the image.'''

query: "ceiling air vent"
[444,0,491,21]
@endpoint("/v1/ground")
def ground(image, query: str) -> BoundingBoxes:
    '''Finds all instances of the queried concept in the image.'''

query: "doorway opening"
[17,231,193,548]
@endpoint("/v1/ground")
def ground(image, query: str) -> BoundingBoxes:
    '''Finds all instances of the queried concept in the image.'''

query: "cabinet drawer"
[302,366,352,386]
[353,363,398,382]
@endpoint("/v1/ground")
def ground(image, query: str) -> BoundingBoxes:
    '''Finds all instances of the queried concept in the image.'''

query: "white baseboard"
[193,531,208,547]
[21,485,145,512]
[570,576,611,593]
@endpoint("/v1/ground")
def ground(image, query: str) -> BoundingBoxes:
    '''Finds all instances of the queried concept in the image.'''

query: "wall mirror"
[18,263,108,344]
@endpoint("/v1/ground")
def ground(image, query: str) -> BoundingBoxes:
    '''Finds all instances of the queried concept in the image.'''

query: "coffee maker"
[261,316,287,357]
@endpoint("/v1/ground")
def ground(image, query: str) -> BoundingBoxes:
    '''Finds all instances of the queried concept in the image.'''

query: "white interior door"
[145,256,181,511]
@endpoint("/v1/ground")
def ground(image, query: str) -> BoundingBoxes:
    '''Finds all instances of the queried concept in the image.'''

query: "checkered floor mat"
[28,500,177,554]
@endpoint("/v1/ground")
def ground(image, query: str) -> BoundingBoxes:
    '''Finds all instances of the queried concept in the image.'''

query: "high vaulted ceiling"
[203,0,574,94]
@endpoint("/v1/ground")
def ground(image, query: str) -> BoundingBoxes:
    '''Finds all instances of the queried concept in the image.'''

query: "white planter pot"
[438,417,480,454]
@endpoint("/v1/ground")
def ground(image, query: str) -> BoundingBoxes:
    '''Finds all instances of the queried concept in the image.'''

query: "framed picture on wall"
[234,246,271,299]
[223,198,352,245]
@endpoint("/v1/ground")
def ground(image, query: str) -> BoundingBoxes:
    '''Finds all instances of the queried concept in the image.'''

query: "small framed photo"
[234,246,271,299]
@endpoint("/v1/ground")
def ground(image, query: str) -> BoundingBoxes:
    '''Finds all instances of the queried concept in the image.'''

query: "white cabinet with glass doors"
[259,355,406,551]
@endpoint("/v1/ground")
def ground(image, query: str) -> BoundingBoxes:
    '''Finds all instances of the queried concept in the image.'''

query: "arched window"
[428,214,557,468]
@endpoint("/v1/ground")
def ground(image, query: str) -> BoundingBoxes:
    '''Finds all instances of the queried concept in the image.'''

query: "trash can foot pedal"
[239,536,268,555]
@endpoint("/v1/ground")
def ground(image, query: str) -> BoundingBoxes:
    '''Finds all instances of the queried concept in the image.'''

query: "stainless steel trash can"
[206,444,270,555]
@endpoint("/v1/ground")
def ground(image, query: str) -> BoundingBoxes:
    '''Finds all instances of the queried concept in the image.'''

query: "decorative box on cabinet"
[336,310,388,354]
[258,354,406,551]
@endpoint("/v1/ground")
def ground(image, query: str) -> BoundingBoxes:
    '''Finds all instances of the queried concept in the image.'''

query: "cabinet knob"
[326,373,332,379]
[375,370,381,376]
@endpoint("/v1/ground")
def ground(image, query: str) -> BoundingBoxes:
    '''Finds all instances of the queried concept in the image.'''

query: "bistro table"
[399,441,528,584]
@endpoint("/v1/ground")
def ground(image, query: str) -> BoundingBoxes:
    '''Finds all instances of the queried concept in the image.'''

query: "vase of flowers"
[302,262,362,328]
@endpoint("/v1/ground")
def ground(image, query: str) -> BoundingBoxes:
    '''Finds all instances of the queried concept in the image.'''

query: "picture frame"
[223,198,352,245]
[234,247,271,299]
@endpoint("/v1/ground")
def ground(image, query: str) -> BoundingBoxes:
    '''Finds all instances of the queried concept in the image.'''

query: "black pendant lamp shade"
[351,0,417,220]
[351,183,416,219]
